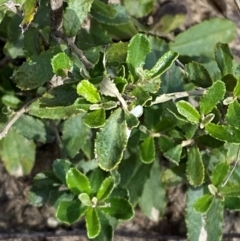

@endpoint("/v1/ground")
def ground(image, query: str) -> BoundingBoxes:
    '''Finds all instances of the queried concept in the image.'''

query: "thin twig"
[0,98,37,140]
[221,145,240,187]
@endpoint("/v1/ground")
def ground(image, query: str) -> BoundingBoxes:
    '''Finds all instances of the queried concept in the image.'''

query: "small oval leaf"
[66,168,92,195]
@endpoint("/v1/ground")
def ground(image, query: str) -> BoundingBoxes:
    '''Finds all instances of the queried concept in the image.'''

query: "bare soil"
[1,1,240,240]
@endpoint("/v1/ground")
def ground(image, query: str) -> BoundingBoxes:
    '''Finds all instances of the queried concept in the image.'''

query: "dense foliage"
[0,0,240,240]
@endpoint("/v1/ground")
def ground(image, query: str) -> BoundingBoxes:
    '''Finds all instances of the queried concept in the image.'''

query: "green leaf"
[176,100,200,124]
[51,52,73,77]
[123,0,154,18]
[29,100,85,119]
[63,8,80,37]
[163,144,182,165]
[52,159,72,185]
[0,128,35,177]
[119,155,152,205]
[106,42,128,67]
[226,100,240,129]
[193,194,214,213]
[86,207,101,239]
[139,136,155,164]
[67,0,94,29]
[78,193,92,206]
[83,108,106,128]
[204,198,224,241]
[94,211,113,241]
[214,42,233,76]
[222,74,237,92]
[48,190,75,209]
[56,200,87,225]
[77,80,101,104]
[91,0,117,19]
[145,50,179,78]
[127,34,151,77]
[95,108,127,171]
[162,164,186,186]
[224,197,240,210]
[28,172,59,207]
[186,146,204,186]
[211,162,229,187]
[170,18,236,57]
[14,46,61,90]
[185,62,213,88]
[234,78,240,98]
[66,168,92,195]
[139,160,166,221]
[131,86,152,106]
[13,114,55,143]
[97,176,115,201]
[219,184,240,197]
[100,197,134,220]
[206,123,240,143]
[91,3,129,25]
[62,113,89,158]
[186,186,205,241]
[200,80,226,115]
[19,0,38,31]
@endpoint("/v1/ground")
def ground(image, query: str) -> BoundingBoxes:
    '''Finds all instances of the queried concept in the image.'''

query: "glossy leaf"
[95,211,113,241]
[139,136,155,164]
[0,128,35,177]
[51,52,73,77]
[56,200,87,225]
[186,146,204,186]
[200,80,225,115]
[86,208,101,239]
[62,114,89,158]
[193,194,214,213]
[77,80,101,104]
[127,34,151,77]
[170,18,236,57]
[214,42,233,76]
[95,108,127,171]
[219,184,240,197]
[78,193,92,206]
[185,62,212,88]
[97,176,115,201]
[66,168,92,195]
[226,100,240,129]
[83,108,106,128]
[145,50,179,78]
[206,123,240,143]
[211,162,229,187]
[176,100,200,124]
[163,144,182,165]
[100,197,134,220]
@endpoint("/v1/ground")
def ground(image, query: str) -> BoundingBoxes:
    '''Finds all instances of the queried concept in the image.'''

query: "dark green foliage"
[0,1,240,240]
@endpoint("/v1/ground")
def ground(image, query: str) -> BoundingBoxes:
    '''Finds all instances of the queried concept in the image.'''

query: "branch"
[0,98,37,140]
[150,89,206,106]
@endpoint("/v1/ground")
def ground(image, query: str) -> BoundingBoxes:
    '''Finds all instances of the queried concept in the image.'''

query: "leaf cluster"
[0,0,240,240]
